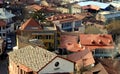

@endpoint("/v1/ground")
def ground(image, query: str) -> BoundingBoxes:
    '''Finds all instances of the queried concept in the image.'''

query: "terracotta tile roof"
[81,5,100,10]
[26,4,42,11]
[17,35,45,48]
[47,13,86,23]
[83,63,108,74]
[0,20,6,27]
[79,34,114,50]
[95,58,120,74]
[60,34,89,52]
[60,35,85,52]
[72,4,81,8]
[9,45,57,72]
[26,4,60,13]
[20,18,43,31]
[67,49,95,67]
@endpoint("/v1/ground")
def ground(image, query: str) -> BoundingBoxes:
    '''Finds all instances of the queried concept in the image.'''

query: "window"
[46,35,52,39]
[62,22,72,29]
[28,72,33,74]
[3,33,5,36]
[46,35,49,39]
[2,26,5,29]
[75,21,81,27]
[74,28,79,31]
[55,62,59,67]
[31,27,38,30]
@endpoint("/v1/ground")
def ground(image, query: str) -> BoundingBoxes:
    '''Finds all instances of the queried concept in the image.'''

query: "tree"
[85,26,102,34]
[106,20,120,34]
[106,20,120,44]
[31,10,46,22]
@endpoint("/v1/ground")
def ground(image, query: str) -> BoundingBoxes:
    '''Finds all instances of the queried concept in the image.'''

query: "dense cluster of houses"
[0,0,120,74]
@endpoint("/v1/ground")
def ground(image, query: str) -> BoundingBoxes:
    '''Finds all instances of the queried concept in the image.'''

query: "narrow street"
[0,32,15,74]
[0,58,9,74]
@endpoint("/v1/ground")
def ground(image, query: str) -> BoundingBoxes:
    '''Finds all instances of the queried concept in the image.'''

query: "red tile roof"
[83,63,108,74]
[27,4,42,11]
[27,4,60,12]
[67,49,95,67]
[81,5,100,10]
[60,35,85,52]
[0,20,6,27]
[79,34,114,50]
[95,58,120,74]
[47,13,87,23]
[20,18,43,31]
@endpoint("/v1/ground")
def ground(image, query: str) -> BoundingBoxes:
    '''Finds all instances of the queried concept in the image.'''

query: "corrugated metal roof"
[78,1,110,9]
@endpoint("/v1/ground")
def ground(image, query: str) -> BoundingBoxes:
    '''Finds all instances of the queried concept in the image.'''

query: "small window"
[3,33,5,36]
[55,62,59,67]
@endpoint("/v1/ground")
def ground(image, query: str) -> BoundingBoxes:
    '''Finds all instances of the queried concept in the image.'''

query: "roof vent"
[108,39,112,44]
[67,42,72,45]
[99,34,105,37]
[62,15,66,19]
[98,39,103,44]
[58,16,62,19]
[91,40,95,44]
[54,17,58,20]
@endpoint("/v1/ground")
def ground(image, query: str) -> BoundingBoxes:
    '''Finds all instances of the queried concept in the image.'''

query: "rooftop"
[78,1,110,9]
[26,4,60,13]
[47,13,88,23]
[95,58,120,74]
[20,18,43,31]
[9,45,57,72]
[67,49,95,67]
[79,34,114,50]
[17,35,45,48]
[83,63,108,74]
[60,35,81,52]
[20,18,56,31]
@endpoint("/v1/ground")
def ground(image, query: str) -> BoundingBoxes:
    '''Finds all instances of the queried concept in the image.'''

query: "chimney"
[91,40,95,44]
[99,34,105,37]
[108,39,112,44]
[98,39,103,44]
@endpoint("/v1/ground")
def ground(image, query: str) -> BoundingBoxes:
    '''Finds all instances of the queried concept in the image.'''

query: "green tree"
[106,20,120,34]
[85,26,102,34]
[31,10,46,22]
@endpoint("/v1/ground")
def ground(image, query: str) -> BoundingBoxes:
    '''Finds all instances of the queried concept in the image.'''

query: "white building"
[96,11,120,23]
[47,14,86,33]
[0,8,15,36]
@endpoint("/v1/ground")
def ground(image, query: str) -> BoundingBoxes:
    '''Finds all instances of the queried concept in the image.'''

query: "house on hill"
[17,18,57,50]
[0,8,15,39]
[47,13,87,32]
[79,34,115,58]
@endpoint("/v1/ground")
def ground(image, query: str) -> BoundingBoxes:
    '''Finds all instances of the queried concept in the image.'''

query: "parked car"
[6,37,12,43]
[7,44,12,50]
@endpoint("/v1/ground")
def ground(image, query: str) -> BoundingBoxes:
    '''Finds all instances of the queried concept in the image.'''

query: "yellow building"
[17,18,57,50]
